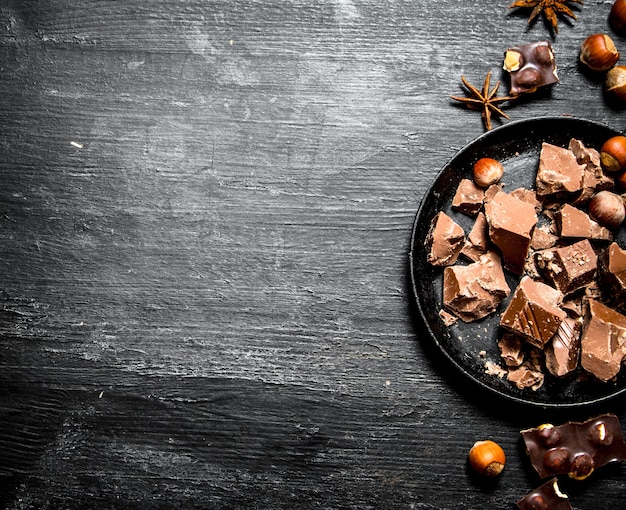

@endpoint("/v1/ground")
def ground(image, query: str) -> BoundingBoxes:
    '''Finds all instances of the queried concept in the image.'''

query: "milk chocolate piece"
[521,414,626,480]
[484,190,538,274]
[426,211,465,266]
[516,479,572,510]
[500,276,566,348]
[503,40,559,95]
[507,363,545,390]
[556,204,613,241]
[569,138,614,205]
[545,317,581,377]
[536,142,585,197]
[461,212,489,261]
[530,224,559,251]
[599,242,626,311]
[580,299,626,382]
[451,178,484,216]
[535,239,598,295]
[499,333,525,367]
[443,252,510,322]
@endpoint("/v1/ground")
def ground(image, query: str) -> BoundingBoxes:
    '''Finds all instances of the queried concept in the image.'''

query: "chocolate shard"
[530,224,559,251]
[500,276,566,349]
[569,138,614,205]
[516,478,571,510]
[498,333,525,367]
[484,189,538,274]
[536,142,585,197]
[425,211,465,266]
[451,178,484,216]
[545,317,582,377]
[556,204,613,241]
[461,212,489,262]
[521,414,626,480]
[599,242,626,312]
[534,239,598,295]
[442,251,510,322]
[507,363,545,391]
[580,299,626,382]
[503,40,559,96]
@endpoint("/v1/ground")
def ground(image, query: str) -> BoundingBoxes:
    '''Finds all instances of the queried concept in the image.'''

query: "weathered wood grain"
[0,0,625,508]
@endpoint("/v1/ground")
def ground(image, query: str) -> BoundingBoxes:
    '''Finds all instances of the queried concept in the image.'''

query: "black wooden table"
[1,1,625,508]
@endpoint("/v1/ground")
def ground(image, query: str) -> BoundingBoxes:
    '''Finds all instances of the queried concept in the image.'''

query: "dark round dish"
[409,116,626,408]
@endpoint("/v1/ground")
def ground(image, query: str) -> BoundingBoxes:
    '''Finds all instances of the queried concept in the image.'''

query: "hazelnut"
[600,135,626,173]
[536,423,560,447]
[468,440,506,477]
[543,447,570,473]
[605,65,626,102]
[588,190,626,229]
[610,0,626,33]
[579,34,620,72]
[589,421,613,447]
[568,452,595,480]
[473,157,504,187]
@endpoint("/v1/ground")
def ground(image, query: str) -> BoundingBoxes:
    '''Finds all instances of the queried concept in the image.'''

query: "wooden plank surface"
[0,0,625,508]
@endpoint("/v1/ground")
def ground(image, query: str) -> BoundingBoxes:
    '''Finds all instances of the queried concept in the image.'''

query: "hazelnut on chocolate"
[503,41,558,95]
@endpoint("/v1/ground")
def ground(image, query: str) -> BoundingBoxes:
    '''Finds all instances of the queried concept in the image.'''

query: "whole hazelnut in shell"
[600,135,626,173]
[588,190,625,229]
[610,0,626,33]
[468,440,506,477]
[473,158,504,187]
[605,65,626,103]
[580,34,620,72]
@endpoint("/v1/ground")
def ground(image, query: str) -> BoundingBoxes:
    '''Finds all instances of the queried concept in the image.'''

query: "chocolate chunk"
[580,299,626,382]
[500,276,566,349]
[503,41,559,95]
[545,317,582,377]
[499,333,525,367]
[443,252,510,322]
[425,211,465,266]
[536,142,586,197]
[521,414,626,480]
[599,242,626,311]
[451,178,484,216]
[556,204,613,241]
[535,239,598,295]
[530,224,559,251]
[569,138,614,205]
[507,363,545,391]
[461,212,489,262]
[516,478,572,510]
[484,189,538,274]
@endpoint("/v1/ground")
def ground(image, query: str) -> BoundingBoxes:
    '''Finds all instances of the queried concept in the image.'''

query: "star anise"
[509,0,583,33]
[450,72,516,131]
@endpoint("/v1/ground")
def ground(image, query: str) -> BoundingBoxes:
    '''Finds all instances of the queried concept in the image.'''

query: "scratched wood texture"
[0,1,625,508]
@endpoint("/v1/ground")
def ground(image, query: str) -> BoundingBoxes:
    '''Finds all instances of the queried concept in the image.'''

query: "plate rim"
[409,115,626,409]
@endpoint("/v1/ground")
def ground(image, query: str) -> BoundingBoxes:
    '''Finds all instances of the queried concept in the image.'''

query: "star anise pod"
[450,72,516,131]
[509,0,583,33]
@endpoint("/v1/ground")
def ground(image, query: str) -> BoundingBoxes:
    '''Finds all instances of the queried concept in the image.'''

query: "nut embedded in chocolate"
[520,414,626,480]
[504,41,558,96]
[516,478,571,510]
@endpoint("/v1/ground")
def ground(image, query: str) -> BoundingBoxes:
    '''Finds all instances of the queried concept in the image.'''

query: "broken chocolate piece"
[507,363,545,390]
[536,142,585,197]
[443,252,510,322]
[569,138,614,205]
[500,276,566,349]
[516,478,571,510]
[545,317,582,377]
[521,414,626,480]
[451,178,484,216]
[425,211,465,266]
[580,299,626,382]
[484,189,538,274]
[530,224,559,251]
[461,212,489,262]
[556,204,613,241]
[503,41,559,95]
[599,242,626,312]
[499,333,525,367]
[535,239,598,295]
